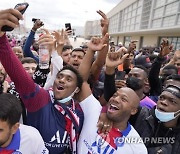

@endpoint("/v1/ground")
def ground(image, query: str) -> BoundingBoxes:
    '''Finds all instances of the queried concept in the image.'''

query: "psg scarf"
[54,99,81,154]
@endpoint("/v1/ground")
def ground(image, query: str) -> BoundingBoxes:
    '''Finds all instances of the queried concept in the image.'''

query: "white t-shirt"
[78,94,147,154]
[0,124,49,154]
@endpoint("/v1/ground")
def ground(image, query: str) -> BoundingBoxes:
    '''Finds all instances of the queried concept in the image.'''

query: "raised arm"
[91,10,109,81]
[23,20,43,62]
[104,51,128,101]
[78,35,108,102]
[149,39,173,96]
[0,7,49,112]
[64,28,72,46]
[42,30,64,89]
[52,29,65,57]
[78,34,108,81]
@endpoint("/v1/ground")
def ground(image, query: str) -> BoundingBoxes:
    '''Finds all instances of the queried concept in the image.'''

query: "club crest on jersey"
[114,136,125,147]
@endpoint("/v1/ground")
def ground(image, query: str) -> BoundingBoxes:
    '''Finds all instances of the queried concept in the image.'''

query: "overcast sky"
[0,0,120,30]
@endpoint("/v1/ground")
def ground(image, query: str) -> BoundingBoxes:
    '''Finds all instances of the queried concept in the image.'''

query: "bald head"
[107,87,140,125]
[119,87,140,108]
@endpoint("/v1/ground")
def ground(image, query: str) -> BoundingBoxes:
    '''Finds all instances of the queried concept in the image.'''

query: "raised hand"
[115,80,127,89]
[32,19,44,31]
[0,7,24,36]
[88,33,109,51]
[52,29,66,56]
[52,29,65,47]
[127,40,138,53]
[38,29,56,52]
[97,10,109,36]
[116,47,128,57]
[106,51,129,68]
[159,39,173,57]
[65,28,72,36]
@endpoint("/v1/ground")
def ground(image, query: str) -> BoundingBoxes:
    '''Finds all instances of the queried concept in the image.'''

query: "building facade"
[84,0,180,50]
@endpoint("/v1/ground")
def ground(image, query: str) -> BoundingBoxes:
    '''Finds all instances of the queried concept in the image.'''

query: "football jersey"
[0,124,48,154]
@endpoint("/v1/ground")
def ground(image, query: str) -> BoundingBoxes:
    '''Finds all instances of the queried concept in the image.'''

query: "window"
[154,7,164,18]
[128,12,132,19]
[152,19,162,28]
[132,9,136,17]
[118,11,123,32]
[133,2,137,9]
[177,14,180,25]
[135,23,140,30]
[163,15,176,27]
[155,0,166,8]
[131,17,136,24]
[123,20,126,27]
[165,2,179,16]
[124,13,128,20]
[128,5,132,12]
[109,14,119,33]
[137,7,142,15]
[138,0,143,7]
[130,24,135,31]
[124,36,131,47]
[127,19,131,25]
[136,15,141,23]
[125,8,128,14]
[159,37,180,50]
[126,25,130,31]
[167,0,176,3]
[140,0,152,29]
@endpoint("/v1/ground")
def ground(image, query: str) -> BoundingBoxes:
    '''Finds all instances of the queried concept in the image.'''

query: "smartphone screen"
[1,3,29,32]
[65,23,72,31]
[115,71,126,80]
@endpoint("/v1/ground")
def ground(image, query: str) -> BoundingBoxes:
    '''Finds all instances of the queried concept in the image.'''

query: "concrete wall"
[143,35,159,47]
[110,31,180,50]
[112,35,159,49]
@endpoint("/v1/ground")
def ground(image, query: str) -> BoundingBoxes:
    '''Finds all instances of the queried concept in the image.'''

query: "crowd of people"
[0,4,179,154]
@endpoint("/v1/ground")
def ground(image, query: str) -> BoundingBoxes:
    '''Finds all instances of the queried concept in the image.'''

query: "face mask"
[155,108,180,122]
[126,77,143,91]
[57,87,78,104]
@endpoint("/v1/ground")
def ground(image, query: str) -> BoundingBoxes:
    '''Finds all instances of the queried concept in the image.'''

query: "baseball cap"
[134,55,152,69]
[118,42,123,46]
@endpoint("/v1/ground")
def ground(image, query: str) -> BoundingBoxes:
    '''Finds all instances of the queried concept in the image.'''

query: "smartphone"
[65,23,72,31]
[32,18,44,26]
[115,71,126,80]
[32,18,39,23]
[1,3,29,32]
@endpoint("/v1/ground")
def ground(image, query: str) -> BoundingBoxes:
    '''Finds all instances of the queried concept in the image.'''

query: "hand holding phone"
[65,23,72,31]
[115,71,126,80]
[1,3,29,32]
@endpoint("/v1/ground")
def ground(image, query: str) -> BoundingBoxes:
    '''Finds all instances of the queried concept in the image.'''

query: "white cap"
[118,42,123,46]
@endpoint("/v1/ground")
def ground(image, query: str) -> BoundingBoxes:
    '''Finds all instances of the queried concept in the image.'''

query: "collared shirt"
[78,94,148,154]
[0,124,49,154]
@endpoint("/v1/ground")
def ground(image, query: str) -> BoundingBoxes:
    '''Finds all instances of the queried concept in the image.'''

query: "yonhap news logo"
[114,137,175,145]
[143,137,175,144]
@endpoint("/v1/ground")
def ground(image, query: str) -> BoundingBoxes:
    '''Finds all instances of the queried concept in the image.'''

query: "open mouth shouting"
[72,63,79,69]
[56,85,65,91]
[108,103,120,113]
